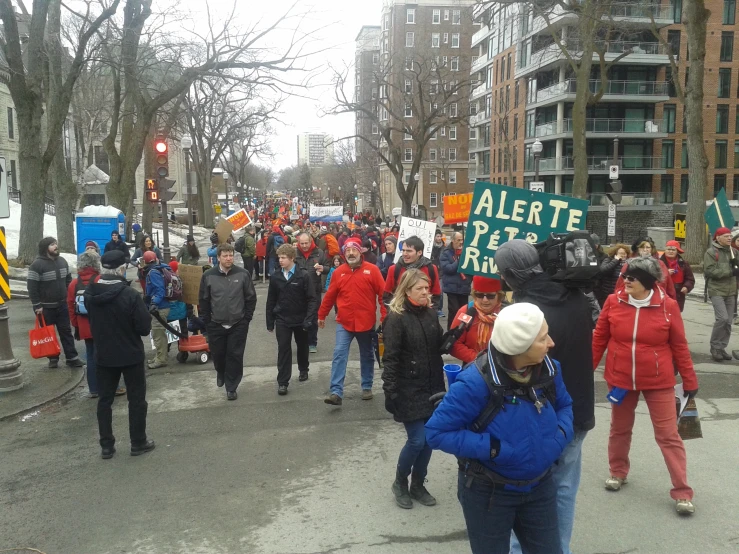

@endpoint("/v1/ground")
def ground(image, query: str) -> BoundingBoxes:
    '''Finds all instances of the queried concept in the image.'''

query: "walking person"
[384,236,441,308]
[27,237,83,368]
[382,269,445,509]
[318,237,386,406]
[440,231,471,331]
[84,250,155,459]
[704,227,739,361]
[295,232,330,353]
[266,244,318,395]
[235,225,257,277]
[377,236,397,279]
[176,234,200,265]
[660,240,695,312]
[141,251,171,370]
[426,303,573,553]
[592,256,698,514]
[103,230,130,263]
[199,243,257,400]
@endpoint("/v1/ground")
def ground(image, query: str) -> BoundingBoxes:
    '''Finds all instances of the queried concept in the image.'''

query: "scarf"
[665,257,684,284]
[473,300,500,352]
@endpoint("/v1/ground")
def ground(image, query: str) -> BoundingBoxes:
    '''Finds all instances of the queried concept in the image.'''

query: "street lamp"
[414,173,420,215]
[532,139,543,183]
[180,135,193,237]
[223,171,230,215]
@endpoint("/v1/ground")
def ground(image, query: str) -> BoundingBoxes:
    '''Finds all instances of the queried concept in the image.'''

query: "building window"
[715,174,727,196]
[717,140,729,168]
[372,53,379,64]
[430,193,438,207]
[432,33,440,48]
[450,57,459,71]
[681,140,689,168]
[718,105,730,133]
[405,79,412,93]
[404,130,412,140]
[403,170,410,184]
[725,0,736,24]
[667,30,681,59]
[404,148,413,162]
[450,103,458,117]
[512,146,518,171]
[444,9,450,20]
[514,80,520,107]
[429,149,437,161]
[7,108,13,140]
[449,170,457,183]
[663,104,676,132]
[440,147,446,159]
[443,32,448,44]
[734,141,739,168]
[719,69,732,98]
[405,57,413,70]
[507,53,512,80]
[452,33,460,48]
[660,175,674,204]
[406,8,415,23]
[452,9,461,24]
[449,126,457,140]
[680,174,689,202]
[673,0,683,22]
[372,124,378,134]
[406,32,414,47]
[449,148,457,161]
[432,9,440,24]
[405,104,412,117]
[722,32,734,61]
[430,170,438,184]
[663,140,675,169]
[9,159,16,190]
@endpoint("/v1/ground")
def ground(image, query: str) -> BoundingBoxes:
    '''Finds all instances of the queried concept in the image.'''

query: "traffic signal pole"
[160,183,171,263]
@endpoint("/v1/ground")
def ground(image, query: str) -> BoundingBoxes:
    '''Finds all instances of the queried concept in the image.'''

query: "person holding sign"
[704,227,739,362]
[383,236,441,309]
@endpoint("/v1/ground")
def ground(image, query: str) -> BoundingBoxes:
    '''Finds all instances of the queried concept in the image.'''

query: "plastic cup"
[443,363,462,387]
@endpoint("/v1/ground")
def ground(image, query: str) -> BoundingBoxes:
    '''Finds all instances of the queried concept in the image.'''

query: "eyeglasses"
[473,292,498,299]
[622,275,638,283]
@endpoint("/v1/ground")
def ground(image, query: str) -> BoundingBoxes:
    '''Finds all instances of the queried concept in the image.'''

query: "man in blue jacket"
[142,250,171,369]
[440,232,471,330]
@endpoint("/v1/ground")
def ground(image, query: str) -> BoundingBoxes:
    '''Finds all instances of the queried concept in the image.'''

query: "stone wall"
[585,205,675,248]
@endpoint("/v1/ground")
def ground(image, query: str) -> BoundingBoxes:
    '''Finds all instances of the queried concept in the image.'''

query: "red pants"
[608,387,693,500]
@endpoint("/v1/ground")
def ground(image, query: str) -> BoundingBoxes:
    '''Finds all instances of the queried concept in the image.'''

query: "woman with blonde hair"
[382,269,446,509]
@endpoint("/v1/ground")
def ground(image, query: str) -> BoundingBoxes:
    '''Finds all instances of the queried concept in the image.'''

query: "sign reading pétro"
[459,182,589,277]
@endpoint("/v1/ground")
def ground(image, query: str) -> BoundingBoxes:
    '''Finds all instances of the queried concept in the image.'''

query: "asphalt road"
[1,291,739,553]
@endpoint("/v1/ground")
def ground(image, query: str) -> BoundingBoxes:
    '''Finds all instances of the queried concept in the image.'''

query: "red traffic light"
[155,141,167,153]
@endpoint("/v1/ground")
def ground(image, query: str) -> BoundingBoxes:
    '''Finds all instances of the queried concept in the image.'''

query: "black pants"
[308,291,321,346]
[446,293,469,330]
[275,322,309,386]
[243,256,255,278]
[208,318,249,392]
[97,362,148,448]
[40,304,79,361]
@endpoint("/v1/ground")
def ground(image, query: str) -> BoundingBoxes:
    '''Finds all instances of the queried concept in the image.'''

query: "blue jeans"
[329,323,375,397]
[85,339,98,394]
[397,419,432,479]
[511,429,588,554]
[458,471,559,554]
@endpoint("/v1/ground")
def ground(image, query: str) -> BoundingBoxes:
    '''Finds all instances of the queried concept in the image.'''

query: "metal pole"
[161,198,171,263]
[0,226,22,391]
[534,152,540,182]
[185,147,194,238]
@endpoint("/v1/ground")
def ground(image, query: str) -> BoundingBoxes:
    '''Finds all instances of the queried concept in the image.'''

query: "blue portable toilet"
[75,205,126,254]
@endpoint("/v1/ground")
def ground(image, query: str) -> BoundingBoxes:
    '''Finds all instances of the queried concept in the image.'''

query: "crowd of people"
[25,212,711,553]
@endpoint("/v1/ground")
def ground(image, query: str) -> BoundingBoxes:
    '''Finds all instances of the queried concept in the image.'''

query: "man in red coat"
[318,237,387,406]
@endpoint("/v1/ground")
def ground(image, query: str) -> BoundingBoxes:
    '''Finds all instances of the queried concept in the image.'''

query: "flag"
[704,188,735,236]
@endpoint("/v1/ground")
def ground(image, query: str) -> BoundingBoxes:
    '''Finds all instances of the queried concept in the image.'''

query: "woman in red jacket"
[593,256,698,515]
[448,276,505,364]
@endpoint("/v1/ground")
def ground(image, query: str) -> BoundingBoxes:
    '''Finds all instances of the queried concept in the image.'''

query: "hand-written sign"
[226,208,252,232]
[460,182,589,277]
[443,193,474,224]
[178,263,203,306]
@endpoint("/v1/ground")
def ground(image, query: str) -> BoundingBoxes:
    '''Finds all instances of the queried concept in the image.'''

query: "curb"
[0,368,85,422]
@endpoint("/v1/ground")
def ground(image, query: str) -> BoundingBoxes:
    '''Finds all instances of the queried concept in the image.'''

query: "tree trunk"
[16,108,47,264]
[49,149,77,253]
[570,19,596,200]
[198,168,214,227]
[684,0,710,265]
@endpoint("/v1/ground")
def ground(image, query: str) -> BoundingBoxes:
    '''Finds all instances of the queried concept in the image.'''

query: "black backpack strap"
[471,350,506,432]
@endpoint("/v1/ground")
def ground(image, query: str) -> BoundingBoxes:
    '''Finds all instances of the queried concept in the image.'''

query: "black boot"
[391,471,413,509]
[409,473,437,506]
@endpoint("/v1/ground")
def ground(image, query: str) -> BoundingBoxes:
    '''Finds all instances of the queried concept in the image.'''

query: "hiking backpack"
[533,231,600,289]
[150,266,183,301]
[234,236,246,254]
[74,276,97,315]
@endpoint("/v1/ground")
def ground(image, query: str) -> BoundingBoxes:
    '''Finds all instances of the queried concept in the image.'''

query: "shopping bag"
[677,398,703,440]
[29,315,61,359]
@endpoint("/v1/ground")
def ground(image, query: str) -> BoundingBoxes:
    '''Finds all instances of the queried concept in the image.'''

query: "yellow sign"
[0,226,10,304]
[214,204,222,214]
[674,213,686,240]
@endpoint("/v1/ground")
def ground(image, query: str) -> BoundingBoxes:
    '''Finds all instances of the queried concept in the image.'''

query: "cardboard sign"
[150,320,181,349]
[704,188,735,237]
[394,216,437,263]
[459,181,589,278]
[309,204,343,223]
[178,263,203,306]
[226,208,252,232]
[214,219,234,244]
[443,193,474,225]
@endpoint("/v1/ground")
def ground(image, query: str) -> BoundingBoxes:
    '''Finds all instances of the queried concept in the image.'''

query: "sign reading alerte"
[460,181,589,278]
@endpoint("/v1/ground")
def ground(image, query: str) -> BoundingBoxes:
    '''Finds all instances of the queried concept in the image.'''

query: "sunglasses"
[473,292,498,299]
[621,275,638,283]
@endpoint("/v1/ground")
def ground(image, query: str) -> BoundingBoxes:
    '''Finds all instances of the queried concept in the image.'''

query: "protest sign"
[704,187,735,237]
[178,263,202,305]
[459,181,589,278]
[394,216,437,263]
[225,208,252,232]
[214,219,234,244]
[309,204,343,223]
[150,320,181,349]
[443,193,474,225]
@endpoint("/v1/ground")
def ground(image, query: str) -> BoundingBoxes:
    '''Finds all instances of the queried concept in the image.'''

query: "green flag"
[704,188,735,236]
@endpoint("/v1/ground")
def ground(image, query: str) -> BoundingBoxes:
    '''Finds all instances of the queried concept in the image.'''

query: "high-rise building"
[297,133,334,167]
[470,0,739,204]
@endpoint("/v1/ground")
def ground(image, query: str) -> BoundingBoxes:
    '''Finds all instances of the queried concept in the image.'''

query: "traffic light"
[145,178,159,203]
[607,179,622,204]
[154,135,168,177]
[159,178,177,202]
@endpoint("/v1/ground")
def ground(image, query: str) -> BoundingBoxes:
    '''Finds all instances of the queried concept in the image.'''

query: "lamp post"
[223,171,230,215]
[180,135,193,237]
[413,173,420,216]
[532,139,543,183]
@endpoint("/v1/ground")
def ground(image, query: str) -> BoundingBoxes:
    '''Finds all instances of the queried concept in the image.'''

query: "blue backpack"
[74,276,97,315]
[272,234,285,254]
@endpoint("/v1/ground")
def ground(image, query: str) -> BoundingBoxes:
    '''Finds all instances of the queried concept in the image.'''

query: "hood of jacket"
[512,273,569,306]
[85,275,130,305]
[77,267,99,284]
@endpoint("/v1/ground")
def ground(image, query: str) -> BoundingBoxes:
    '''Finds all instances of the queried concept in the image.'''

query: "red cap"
[342,237,362,253]
[472,275,502,293]
[664,240,684,254]
[168,260,179,272]
[714,227,732,239]
[142,251,158,264]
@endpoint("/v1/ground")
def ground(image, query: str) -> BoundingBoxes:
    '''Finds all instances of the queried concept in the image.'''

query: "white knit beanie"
[490,303,545,356]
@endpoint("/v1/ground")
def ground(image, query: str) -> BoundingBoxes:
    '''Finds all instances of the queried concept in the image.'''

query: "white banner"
[394,216,437,263]
[309,204,343,222]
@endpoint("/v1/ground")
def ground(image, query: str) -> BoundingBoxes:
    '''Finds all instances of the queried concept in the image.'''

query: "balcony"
[470,111,488,126]
[530,79,670,107]
[471,82,492,100]
[471,54,489,74]
[472,25,493,48]
[525,155,665,173]
[528,118,665,139]
[469,138,491,153]
[608,2,675,25]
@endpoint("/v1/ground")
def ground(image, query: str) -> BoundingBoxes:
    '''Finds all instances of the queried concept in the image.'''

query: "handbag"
[29,315,62,359]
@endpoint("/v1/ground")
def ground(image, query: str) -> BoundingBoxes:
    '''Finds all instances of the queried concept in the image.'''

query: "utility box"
[75,205,126,253]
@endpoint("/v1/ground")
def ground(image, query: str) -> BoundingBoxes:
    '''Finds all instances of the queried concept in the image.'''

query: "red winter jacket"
[592,288,698,391]
[318,260,387,332]
[67,268,100,341]
[448,302,503,364]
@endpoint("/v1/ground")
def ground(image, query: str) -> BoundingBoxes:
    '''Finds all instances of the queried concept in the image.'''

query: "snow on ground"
[3,201,77,268]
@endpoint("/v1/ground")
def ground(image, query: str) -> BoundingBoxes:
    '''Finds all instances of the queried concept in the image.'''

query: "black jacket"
[294,244,330,296]
[199,264,257,327]
[84,275,151,367]
[599,256,627,298]
[266,265,318,330]
[103,239,130,263]
[382,300,446,423]
[513,273,595,432]
[27,254,72,310]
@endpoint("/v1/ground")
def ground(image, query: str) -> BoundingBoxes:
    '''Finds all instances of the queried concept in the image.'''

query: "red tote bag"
[29,315,61,359]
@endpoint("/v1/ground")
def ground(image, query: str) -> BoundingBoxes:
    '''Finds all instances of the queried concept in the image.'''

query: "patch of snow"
[80,205,121,217]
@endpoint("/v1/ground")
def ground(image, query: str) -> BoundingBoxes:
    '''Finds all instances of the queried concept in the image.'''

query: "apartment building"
[470,0,739,204]
[355,25,382,211]
[297,133,334,167]
[375,0,477,218]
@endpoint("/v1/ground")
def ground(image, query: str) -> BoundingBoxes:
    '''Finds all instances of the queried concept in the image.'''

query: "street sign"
[608,203,616,218]
[0,158,7,219]
[609,165,619,180]
[607,217,616,237]
[411,204,419,217]
[529,181,545,192]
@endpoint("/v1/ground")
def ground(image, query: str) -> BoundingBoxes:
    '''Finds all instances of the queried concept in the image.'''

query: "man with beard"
[318,237,386,406]
[103,230,131,263]
[27,237,83,368]
[295,232,330,353]
[383,235,441,308]
[176,234,200,265]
